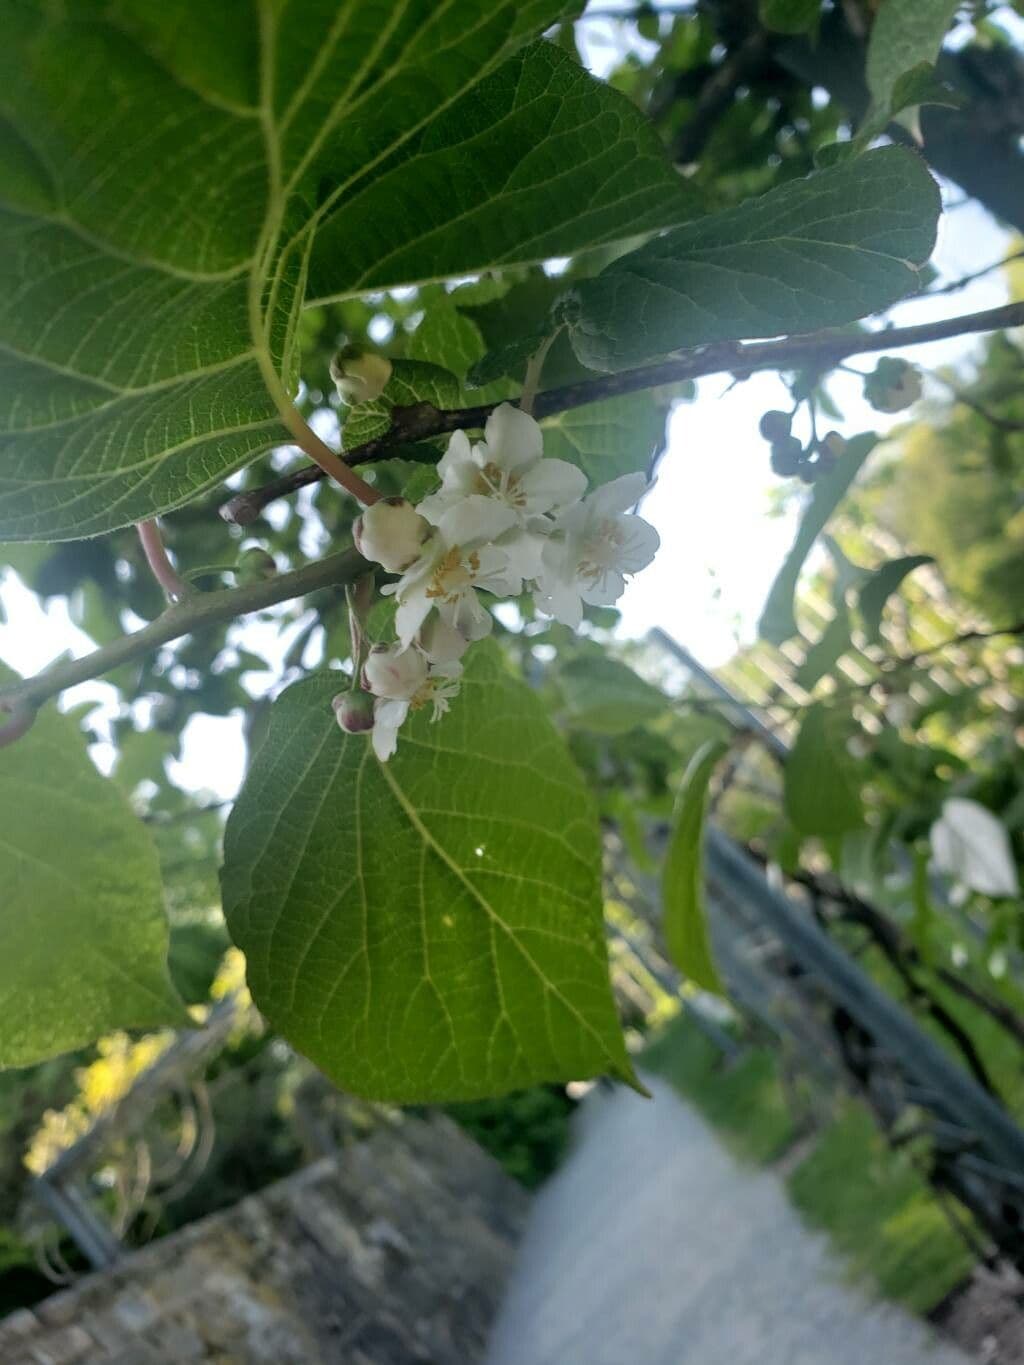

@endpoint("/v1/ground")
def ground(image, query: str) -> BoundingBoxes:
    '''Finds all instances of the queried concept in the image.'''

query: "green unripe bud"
[769,434,803,477]
[331,690,375,734]
[820,430,847,459]
[235,546,277,585]
[759,409,792,442]
[330,345,393,404]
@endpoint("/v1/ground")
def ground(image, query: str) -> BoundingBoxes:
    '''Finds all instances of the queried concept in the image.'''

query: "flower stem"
[137,520,190,602]
[519,330,559,416]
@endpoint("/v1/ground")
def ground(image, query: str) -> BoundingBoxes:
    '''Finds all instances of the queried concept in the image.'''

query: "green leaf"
[888,61,962,119]
[542,394,668,485]
[167,921,231,1006]
[221,643,636,1103]
[866,0,960,118]
[561,147,940,370]
[0,682,184,1068]
[342,360,460,448]
[560,656,667,734]
[758,0,820,36]
[467,332,554,390]
[0,12,694,541]
[794,606,852,691]
[857,554,934,646]
[662,739,727,993]
[760,434,877,644]
[784,703,863,838]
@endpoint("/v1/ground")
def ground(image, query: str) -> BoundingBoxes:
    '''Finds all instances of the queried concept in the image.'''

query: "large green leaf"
[559,655,668,734]
[784,703,863,838]
[221,643,635,1103]
[542,394,669,485]
[857,554,934,646]
[0,681,184,1067]
[561,147,940,370]
[0,8,694,541]
[759,434,877,645]
[866,0,959,117]
[794,606,852,691]
[662,739,726,994]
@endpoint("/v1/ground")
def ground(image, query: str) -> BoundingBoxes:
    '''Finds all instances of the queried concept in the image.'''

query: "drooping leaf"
[760,434,877,644]
[857,554,935,646]
[0,680,184,1067]
[0,11,694,541]
[542,394,668,485]
[794,606,853,691]
[342,360,461,448]
[865,0,960,119]
[560,147,940,370]
[662,739,727,993]
[759,0,820,36]
[888,61,962,120]
[221,643,636,1103]
[785,703,863,838]
[559,656,668,735]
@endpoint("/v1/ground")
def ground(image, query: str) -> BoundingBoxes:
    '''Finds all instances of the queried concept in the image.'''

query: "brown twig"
[0,548,367,718]
[220,301,1024,525]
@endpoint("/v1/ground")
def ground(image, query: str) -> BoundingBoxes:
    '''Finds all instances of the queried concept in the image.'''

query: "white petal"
[483,403,543,470]
[371,697,409,762]
[437,496,518,547]
[581,569,626,606]
[473,543,523,598]
[536,578,584,629]
[497,527,549,581]
[931,798,1020,897]
[519,459,588,514]
[416,489,463,526]
[588,472,648,517]
[615,513,661,573]
[395,592,433,648]
[441,593,494,641]
[436,428,474,482]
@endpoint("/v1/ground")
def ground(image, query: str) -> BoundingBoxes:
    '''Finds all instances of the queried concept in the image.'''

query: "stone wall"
[0,1114,527,1364]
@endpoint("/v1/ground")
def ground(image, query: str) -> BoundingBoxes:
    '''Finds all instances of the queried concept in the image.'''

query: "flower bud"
[353,497,432,572]
[330,345,392,404]
[235,546,277,584]
[863,358,922,414]
[332,690,375,734]
[416,614,471,664]
[820,430,847,459]
[361,642,428,700]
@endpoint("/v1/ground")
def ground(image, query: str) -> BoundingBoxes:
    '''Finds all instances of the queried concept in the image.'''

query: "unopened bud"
[361,642,428,700]
[330,345,392,405]
[820,430,847,459]
[332,690,376,734]
[353,497,432,572]
[235,546,277,584]
[863,358,921,414]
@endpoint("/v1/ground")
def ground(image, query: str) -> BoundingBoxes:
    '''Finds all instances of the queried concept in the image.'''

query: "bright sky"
[0,8,1018,800]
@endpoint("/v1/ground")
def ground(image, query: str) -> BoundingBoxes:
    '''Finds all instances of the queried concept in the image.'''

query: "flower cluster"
[336,403,659,760]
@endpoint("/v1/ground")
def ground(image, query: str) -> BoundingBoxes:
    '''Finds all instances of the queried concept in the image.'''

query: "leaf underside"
[562,146,941,370]
[662,738,726,994]
[221,643,634,1103]
[0,3,694,541]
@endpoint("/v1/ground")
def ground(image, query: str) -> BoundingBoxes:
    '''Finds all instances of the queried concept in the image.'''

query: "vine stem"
[0,548,367,719]
[136,520,189,602]
[221,299,1024,525]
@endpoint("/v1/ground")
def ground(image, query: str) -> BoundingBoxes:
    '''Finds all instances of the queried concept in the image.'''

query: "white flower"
[418,403,586,531]
[353,497,431,573]
[382,501,522,648]
[534,472,660,628]
[930,798,1020,898]
[360,643,462,761]
[330,346,392,404]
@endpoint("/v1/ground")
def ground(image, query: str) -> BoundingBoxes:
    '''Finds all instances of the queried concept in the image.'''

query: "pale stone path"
[487,1076,970,1365]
